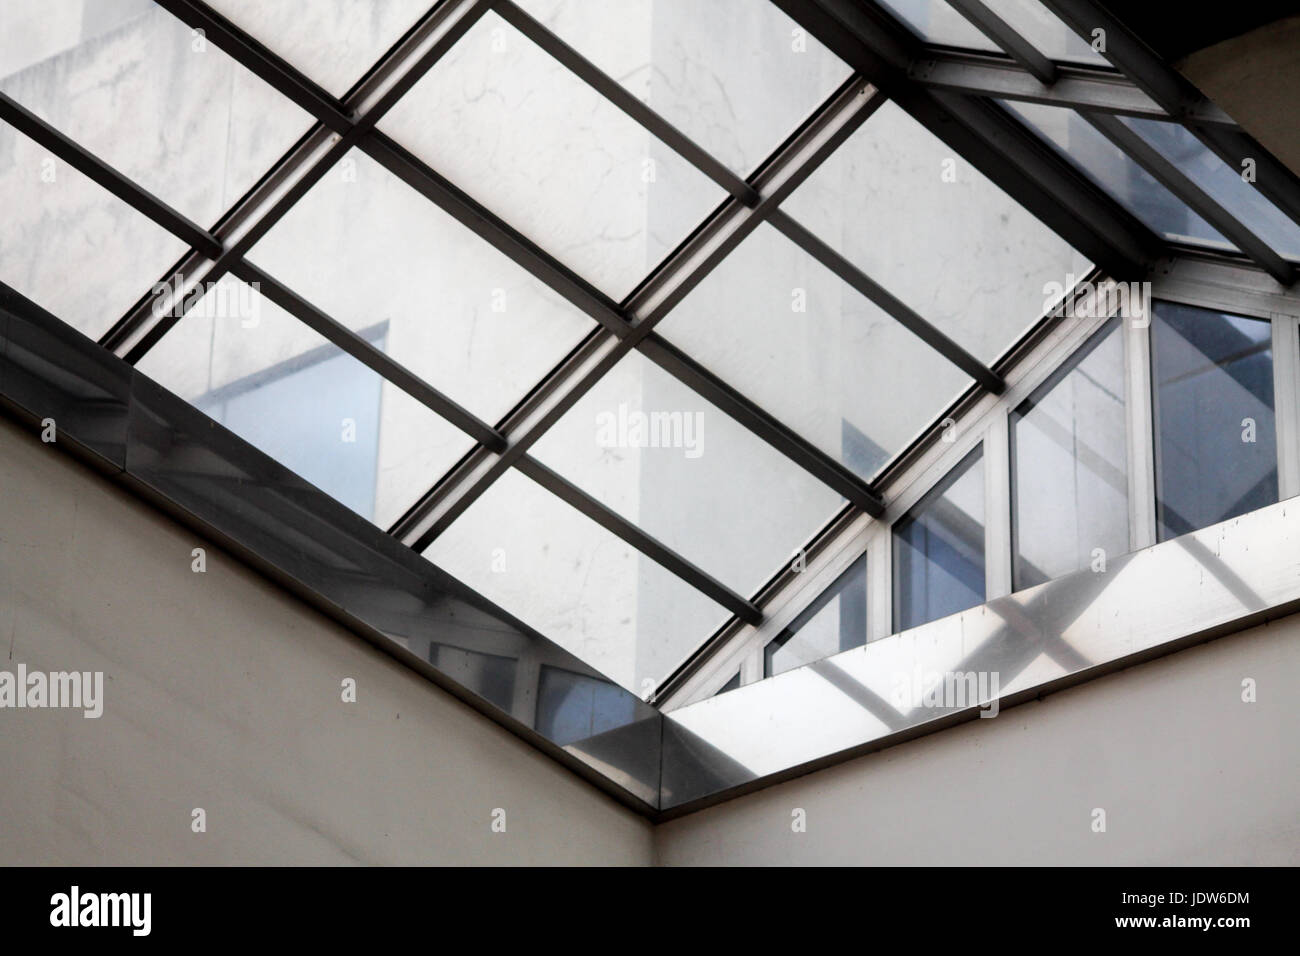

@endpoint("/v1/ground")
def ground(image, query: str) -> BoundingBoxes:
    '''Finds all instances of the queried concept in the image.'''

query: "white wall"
[655,615,1300,865]
[0,416,652,865]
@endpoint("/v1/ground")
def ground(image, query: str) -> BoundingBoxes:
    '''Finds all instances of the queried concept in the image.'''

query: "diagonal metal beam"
[102,0,491,360]
[490,0,760,205]
[907,50,1234,125]
[513,456,764,625]
[122,1,892,618]
[945,0,1058,85]
[767,209,1006,393]
[392,78,887,550]
[230,261,510,450]
[0,92,223,260]
[637,333,887,516]
[1040,0,1300,233]
[1083,113,1296,285]
[772,0,1163,279]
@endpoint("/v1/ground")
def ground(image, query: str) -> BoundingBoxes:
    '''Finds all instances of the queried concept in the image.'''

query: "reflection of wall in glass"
[893,446,985,631]
[1011,318,1128,589]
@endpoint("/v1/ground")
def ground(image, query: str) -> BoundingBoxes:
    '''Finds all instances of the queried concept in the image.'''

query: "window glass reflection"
[765,554,867,677]
[1152,302,1276,540]
[893,446,985,631]
[138,275,474,527]
[1002,101,1232,251]
[1011,319,1128,589]
[536,666,640,745]
[1122,118,1300,260]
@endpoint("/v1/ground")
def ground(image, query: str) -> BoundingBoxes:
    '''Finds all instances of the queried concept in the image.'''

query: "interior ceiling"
[1111,0,1300,60]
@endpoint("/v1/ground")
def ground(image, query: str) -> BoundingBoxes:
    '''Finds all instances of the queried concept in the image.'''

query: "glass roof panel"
[426,466,731,694]
[979,0,1108,65]
[203,0,433,98]
[0,124,188,340]
[1120,116,1300,260]
[246,148,597,424]
[876,0,999,50]
[530,350,841,596]
[656,221,971,482]
[377,9,725,300]
[138,275,475,528]
[782,99,1092,365]
[1003,100,1232,251]
[513,0,852,175]
[0,0,313,227]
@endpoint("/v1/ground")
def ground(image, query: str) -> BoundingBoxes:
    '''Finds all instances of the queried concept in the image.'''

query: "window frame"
[662,259,1300,709]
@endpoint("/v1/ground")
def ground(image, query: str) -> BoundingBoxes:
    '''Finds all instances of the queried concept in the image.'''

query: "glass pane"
[979,0,1107,64]
[138,274,474,528]
[1011,319,1128,589]
[0,124,187,340]
[530,350,840,595]
[893,445,985,631]
[783,100,1093,365]
[514,0,851,175]
[425,467,731,694]
[765,554,867,678]
[1120,117,1300,260]
[657,221,971,481]
[1002,100,1232,251]
[0,0,312,226]
[876,0,998,50]
[378,9,725,299]
[203,0,432,97]
[1152,301,1276,541]
[247,148,596,423]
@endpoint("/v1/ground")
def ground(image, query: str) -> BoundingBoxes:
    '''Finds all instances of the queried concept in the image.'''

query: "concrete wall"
[655,617,1300,865]
[0,415,653,865]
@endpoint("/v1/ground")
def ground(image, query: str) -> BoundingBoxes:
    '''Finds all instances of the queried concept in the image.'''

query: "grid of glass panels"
[4,0,1298,700]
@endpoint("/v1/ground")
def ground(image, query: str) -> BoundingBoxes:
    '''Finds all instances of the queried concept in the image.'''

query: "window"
[1011,318,1128,589]
[764,554,867,677]
[1152,302,1277,540]
[893,446,985,631]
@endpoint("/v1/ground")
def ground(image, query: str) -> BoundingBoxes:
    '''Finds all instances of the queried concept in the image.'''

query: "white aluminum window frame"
[663,255,1300,709]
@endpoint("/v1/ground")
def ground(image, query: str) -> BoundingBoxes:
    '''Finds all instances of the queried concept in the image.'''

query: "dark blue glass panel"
[1152,302,1276,541]
[765,553,868,677]
[893,446,985,631]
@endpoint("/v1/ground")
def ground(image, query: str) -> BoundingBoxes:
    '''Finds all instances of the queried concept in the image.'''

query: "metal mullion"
[513,456,763,625]
[773,0,1164,279]
[491,0,759,206]
[767,209,1006,394]
[637,334,885,516]
[907,51,1234,125]
[152,0,354,133]
[1083,112,1296,286]
[393,79,885,549]
[106,0,488,361]
[230,261,507,452]
[944,0,1058,85]
[1040,0,1300,233]
[0,93,222,260]
[359,133,631,336]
